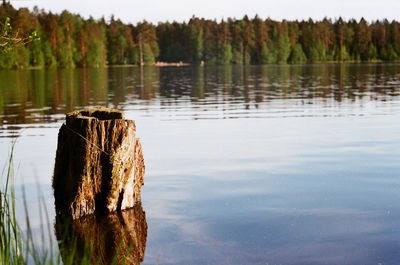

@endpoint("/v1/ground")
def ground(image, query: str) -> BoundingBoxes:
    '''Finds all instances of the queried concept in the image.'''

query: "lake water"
[1,64,400,264]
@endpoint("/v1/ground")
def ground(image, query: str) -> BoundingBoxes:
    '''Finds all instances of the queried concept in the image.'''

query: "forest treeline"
[1,2,400,69]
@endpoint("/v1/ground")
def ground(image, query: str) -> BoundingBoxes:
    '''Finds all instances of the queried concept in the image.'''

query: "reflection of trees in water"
[190,66,204,99]
[0,64,400,127]
[0,68,109,126]
[55,203,147,265]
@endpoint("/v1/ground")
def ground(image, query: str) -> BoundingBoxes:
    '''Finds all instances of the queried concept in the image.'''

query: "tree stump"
[53,107,145,219]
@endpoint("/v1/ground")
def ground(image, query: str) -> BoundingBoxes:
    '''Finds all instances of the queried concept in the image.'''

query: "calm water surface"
[1,64,400,264]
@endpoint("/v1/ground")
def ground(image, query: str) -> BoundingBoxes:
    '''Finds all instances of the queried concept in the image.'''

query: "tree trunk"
[139,33,144,66]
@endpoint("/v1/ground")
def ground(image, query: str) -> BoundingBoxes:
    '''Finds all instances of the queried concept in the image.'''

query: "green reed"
[0,143,26,264]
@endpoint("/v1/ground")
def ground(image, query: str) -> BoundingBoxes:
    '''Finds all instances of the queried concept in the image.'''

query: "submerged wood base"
[53,107,145,219]
[56,203,147,265]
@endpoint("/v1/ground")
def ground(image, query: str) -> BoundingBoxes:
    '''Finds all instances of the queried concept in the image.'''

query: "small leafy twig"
[0,17,40,53]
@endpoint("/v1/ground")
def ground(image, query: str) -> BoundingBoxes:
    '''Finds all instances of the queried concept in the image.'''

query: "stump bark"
[53,107,145,219]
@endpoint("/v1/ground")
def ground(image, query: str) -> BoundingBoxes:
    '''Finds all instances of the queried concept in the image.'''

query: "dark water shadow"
[55,203,147,265]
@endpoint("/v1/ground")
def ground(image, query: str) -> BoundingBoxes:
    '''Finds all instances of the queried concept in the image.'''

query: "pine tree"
[289,44,307,64]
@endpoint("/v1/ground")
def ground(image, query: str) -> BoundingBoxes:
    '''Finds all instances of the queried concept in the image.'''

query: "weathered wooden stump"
[53,107,145,219]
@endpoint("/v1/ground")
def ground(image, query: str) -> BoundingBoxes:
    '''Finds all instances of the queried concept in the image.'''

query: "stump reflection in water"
[56,203,147,265]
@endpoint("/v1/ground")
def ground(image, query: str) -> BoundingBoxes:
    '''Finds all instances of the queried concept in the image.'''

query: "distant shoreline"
[5,61,400,71]
[155,62,191,67]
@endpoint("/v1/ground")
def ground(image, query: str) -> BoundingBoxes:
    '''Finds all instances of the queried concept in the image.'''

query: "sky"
[9,0,400,24]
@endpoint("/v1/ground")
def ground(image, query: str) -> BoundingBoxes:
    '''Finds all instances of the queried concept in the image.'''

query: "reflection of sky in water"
[1,65,400,264]
[141,115,400,264]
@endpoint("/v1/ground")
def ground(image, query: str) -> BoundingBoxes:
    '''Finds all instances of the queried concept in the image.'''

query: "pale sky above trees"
[11,0,400,24]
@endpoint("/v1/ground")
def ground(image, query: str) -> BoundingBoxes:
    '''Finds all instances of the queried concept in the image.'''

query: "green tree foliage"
[186,22,203,64]
[365,43,377,61]
[384,43,398,61]
[265,42,277,63]
[289,44,307,64]
[240,17,255,64]
[310,39,327,63]
[232,43,243,64]
[259,43,269,64]
[143,43,154,64]
[218,43,232,64]
[276,26,291,64]
[107,17,127,65]
[85,19,107,67]
[2,2,400,68]
[338,46,350,61]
